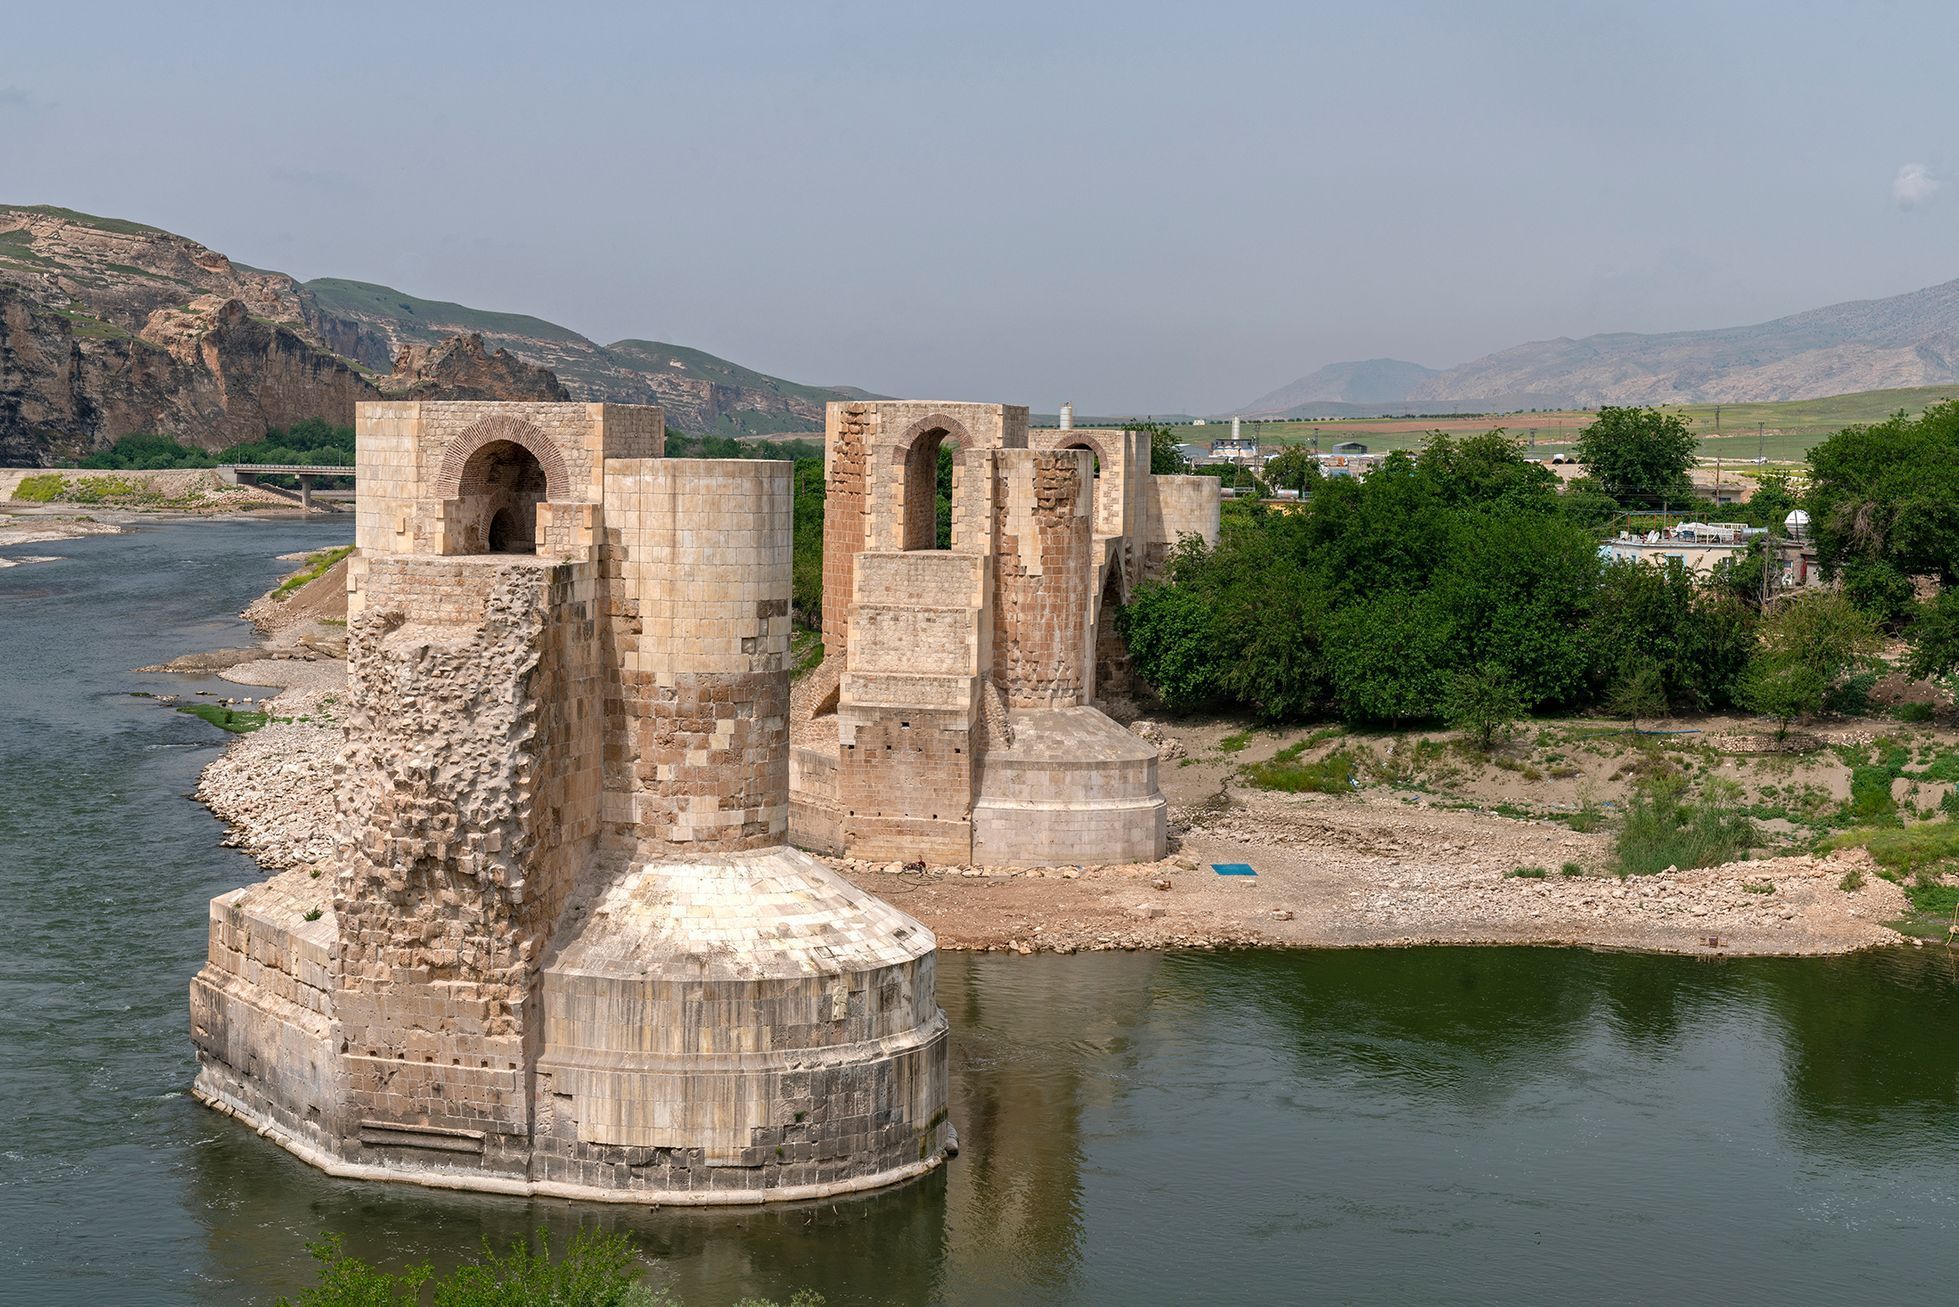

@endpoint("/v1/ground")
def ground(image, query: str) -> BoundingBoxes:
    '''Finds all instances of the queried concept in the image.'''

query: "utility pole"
[1757,421,1765,463]
[1714,403,1721,435]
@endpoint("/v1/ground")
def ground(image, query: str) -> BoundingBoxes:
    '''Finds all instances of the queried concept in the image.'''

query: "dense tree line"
[79,418,357,469]
[1119,432,1759,724]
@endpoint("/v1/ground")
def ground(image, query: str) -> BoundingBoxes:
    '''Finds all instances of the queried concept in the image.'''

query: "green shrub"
[1827,820,1959,873]
[1838,867,1866,891]
[1245,747,1359,794]
[1613,776,1755,875]
[13,473,66,502]
[177,704,269,734]
[1906,875,1959,917]
[1507,865,1548,879]
[1560,861,1585,877]
[275,1228,705,1307]
[1894,701,1936,723]
[274,545,354,597]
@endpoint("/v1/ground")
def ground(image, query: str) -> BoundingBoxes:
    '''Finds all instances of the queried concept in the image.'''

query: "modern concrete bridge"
[215,464,354,512]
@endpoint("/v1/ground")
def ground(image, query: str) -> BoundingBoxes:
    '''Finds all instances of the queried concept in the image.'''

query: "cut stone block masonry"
[790,401,1220,866]
[190,401,950,1202]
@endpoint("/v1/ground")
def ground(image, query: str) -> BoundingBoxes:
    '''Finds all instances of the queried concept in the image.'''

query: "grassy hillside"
[1198,384,1959,460]
[2,204,168,237]
[605,338,847,407]
[302,278,592,346]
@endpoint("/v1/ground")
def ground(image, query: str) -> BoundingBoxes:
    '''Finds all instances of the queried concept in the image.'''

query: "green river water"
[1,519,1955,1305]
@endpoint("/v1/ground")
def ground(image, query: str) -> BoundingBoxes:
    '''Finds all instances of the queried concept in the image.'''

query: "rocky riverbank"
[173,548,1925,959]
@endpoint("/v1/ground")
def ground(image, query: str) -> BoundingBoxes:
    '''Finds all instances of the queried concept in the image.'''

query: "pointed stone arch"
[891,413,972,552]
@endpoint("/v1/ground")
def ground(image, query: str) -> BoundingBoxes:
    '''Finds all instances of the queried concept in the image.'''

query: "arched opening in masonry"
[1065,439,1112,535]
[458,439,547,554]
[901,425,956,551]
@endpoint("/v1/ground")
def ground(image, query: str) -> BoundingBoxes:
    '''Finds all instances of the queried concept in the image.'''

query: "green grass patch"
[1245,747,1359,794]
[1906,878,1959,917]
[1826,820,1959,873]
[1507,866,1548,879]
[12,473,67,502]
[177,703,269,734]
[1560,862,1585,877]
[274,545,353,597]
[1218,730,1253,754]
[1613,777,1755,876]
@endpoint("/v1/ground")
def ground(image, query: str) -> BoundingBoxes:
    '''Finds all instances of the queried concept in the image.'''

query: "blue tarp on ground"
[1212,862,1257,876]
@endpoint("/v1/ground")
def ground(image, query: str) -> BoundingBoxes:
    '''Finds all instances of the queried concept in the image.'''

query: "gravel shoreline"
[190,656,1911,959]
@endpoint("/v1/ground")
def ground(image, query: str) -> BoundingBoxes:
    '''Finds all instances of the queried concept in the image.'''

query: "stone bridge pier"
[189,401,952,1203]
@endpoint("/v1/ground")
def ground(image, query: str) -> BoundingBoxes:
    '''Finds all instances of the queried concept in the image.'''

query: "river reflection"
[4,522,1958,1305]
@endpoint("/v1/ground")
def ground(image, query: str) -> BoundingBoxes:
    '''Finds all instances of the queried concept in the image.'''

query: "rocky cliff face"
[378,335,571,403]
[0,207,571,464]
[302,280,864,435]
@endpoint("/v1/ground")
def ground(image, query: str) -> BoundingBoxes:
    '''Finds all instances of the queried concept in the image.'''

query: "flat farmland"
[1198,383,1959,460]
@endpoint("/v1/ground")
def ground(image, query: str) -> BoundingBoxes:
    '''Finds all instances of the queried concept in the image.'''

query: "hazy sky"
[5,1,1956,413]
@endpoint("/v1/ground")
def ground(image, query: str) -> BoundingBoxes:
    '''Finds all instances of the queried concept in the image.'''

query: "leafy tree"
[79,432,216,469]
[1805,402,1959,611]
[1144,424,1189,475]
[1604,662,1668,731]
[1746,469,1797,524]
[1575,406,1698,504]
[1738,590,1883,737]
[790,457,825,627]
[1591,561,1755,711]
[1263,445,1319,496]
[1416,429,1558,511]
[1442,662,1527,750]
[1904,589,1959,681]
[1324,591,1456,724]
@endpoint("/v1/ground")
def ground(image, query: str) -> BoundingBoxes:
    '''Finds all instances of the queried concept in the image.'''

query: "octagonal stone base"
[191,849,952,1204]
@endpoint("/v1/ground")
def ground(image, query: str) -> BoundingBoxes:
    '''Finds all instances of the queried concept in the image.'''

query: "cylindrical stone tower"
[531,457,953,1202]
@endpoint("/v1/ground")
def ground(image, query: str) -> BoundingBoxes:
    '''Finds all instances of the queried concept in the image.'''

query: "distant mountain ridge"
[1240,358,1441,416]
[1244,277,1959,415]
[303,278,866,435]
[0,204,866,464]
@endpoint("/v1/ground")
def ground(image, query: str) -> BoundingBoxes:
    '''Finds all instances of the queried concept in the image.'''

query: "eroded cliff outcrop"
[0,207,569,464]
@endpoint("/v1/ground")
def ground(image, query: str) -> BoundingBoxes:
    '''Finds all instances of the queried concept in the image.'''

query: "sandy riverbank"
[178,550,1917,958]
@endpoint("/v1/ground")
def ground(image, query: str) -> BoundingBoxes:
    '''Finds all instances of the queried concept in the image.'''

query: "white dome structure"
[1784,509,1810,540]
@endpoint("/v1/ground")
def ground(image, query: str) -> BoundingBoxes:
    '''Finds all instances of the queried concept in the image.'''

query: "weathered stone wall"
[603,458,791,852]
[531,850,950,1198]
[330,556,602,1164]
[1029,427,1150,562]
[351,401,659,593]
[990,448,1094,708]
[797,402,1210,867]
[196,398,958,1203]
[836,551,989,864]
[1141,473,1222,579]
[819,403,874,658]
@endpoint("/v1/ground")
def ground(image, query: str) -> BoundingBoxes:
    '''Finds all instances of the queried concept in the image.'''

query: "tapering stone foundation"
[190,401,952,1202]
